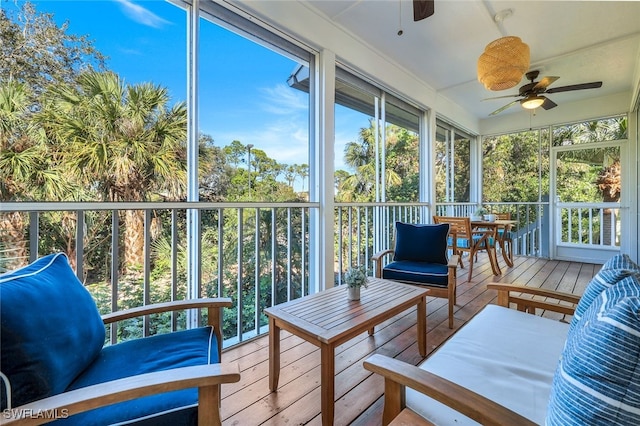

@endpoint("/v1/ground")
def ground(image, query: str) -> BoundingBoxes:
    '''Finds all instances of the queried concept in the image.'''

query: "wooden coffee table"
[264,278,429,425]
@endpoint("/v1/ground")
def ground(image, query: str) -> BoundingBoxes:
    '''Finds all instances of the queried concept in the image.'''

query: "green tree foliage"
[43,70,189,202]
[0,1,106,94]
[553,117,627,146]
[1,2,105,266]
[199,133,233,202]
[38,70,188,272]
[1,3,311,342]
[482,117,626,246]
[482,130,547,203]
[336,120,415,202]
[435,134,471,202]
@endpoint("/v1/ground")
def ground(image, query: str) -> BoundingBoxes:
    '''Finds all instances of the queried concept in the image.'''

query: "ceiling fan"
[413,0,434,21]
[485,70,603,116]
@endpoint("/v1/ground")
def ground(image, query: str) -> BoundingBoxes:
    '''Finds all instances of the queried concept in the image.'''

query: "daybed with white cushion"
[364,254,640,426]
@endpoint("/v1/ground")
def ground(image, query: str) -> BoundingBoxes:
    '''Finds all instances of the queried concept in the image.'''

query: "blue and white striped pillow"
[547,275,640,425]
[569,254,640,334]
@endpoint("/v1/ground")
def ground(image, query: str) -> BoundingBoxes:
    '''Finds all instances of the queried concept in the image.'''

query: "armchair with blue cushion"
[0,253,240,425]
[372,222,459,329]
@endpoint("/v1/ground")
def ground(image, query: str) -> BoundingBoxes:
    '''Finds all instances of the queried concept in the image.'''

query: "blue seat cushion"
[547,275,640,425]
[393,222,449,264]
[54,326,219,425]
[447,235,486,249]
[0,253,105,410]
[382,261,449,287]
[497,229,513,239]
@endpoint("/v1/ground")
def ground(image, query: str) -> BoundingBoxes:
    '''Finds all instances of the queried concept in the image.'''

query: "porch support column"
[629,110,638,260]
[186,0,201,327]
[422,109,435,218]
[311,49,335,292]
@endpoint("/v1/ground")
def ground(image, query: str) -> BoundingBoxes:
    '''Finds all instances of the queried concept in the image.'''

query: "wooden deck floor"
[219,254,601,425]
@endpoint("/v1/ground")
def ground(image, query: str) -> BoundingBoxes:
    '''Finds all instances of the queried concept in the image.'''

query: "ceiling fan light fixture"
[520,95,545,110]
[477,36,530,91]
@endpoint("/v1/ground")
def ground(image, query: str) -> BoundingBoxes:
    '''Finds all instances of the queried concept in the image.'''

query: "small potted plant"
[471,206,487,221]
[344,266,368,300]
[475,206,496,222]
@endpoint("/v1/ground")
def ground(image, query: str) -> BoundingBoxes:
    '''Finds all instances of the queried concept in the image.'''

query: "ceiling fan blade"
[482,93,520,101]
[540,97,558,110]
[489,100,519,116]
[546,81,603,94]
[532,76,560,91]
[413,0,434,21]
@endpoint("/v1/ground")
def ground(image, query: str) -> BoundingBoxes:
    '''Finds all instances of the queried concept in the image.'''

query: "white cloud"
[212,117,308,167]
[115,0,170,28]
[259,84,307,115]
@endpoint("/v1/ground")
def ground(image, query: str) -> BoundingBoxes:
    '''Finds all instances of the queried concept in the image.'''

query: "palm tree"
[0,80,70,269]
[337,122,403,202]
[296,163,309,193]
[284,165,296,188]
[41,70,188,273]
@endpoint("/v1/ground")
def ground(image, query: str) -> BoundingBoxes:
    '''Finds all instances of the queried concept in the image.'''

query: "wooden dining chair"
[495,212,514,267]
[433,216,494,282]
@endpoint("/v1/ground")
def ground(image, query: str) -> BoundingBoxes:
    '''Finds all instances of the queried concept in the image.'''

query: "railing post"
[29,212,39,263]
[541,199,550,258]
[110,210,119,344]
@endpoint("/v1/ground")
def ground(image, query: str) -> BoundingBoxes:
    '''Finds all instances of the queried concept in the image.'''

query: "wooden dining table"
[470,219,518,275]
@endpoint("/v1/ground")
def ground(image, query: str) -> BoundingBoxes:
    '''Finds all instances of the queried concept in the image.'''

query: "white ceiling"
[302,0,640,119]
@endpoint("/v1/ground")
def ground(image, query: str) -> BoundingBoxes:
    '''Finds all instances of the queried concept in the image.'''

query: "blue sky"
[5,0,363,173]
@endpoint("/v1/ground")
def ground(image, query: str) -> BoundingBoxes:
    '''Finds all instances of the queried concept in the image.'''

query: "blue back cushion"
[0,253,105,409]
[393,222,449,264]
[569,254,640,335]
[547,275,640,425]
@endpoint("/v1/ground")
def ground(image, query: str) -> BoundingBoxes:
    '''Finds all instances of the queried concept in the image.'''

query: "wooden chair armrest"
[447,255,459,269]
[372,249,395,262]
[1,363,241,425]
[363,354,536,426]
[372,249,395,278]
[487,283,580,316]
[101,298,233,324]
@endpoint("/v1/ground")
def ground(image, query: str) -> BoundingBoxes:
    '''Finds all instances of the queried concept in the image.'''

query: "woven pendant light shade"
[477,36,530,91]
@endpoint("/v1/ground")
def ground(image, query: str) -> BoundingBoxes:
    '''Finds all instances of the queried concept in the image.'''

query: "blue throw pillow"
[0,253,105,409]
[393,222,449,264]
[547,275,640,425]
[569,254,640,334]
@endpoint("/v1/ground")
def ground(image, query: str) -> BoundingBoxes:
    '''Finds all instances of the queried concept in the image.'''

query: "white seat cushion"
[407,304,569,425]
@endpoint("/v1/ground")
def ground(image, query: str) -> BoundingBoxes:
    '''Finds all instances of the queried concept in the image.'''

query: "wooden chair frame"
[363,284,581,426]
[372,250,458,329]
[2,299,241,426]
[495,212,514,267]
[433,216,494,282]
